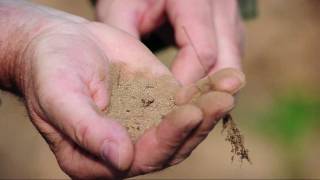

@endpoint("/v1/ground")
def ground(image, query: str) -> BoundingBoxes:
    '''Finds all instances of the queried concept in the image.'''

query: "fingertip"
[209,68,246,94]
[195,91,234,119]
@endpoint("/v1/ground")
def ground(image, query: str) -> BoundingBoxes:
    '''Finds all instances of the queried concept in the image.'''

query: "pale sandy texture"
[104,64,179,141]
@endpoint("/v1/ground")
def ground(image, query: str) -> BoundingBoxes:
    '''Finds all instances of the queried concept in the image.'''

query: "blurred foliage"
[239,0,258,20]
[256,92,320,145]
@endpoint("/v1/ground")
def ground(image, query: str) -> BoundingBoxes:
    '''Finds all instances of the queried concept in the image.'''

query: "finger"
[129,104,203,175]
[169,92,234,165]
[175,68,245,105]
[96,0,143,37]
[56,134,131,179]
[175,85,200,105]
[167,0,218,85]
[38,75,133,172]
[27,102,121,178]
[87,23,172,77]
[209,0,244,73]
[138,0,166,34]
[96,0,166,37]
[208,68,246,94]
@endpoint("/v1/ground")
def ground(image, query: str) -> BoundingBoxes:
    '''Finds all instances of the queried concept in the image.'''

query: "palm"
[23,22,240,179]
[24,22,181,178]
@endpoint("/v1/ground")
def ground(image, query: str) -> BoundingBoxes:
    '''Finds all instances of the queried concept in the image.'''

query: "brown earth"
[104,63,250,163]
[105,64,178,141]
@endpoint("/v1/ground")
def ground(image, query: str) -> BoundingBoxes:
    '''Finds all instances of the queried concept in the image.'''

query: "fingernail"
[220,77,243,94]
[209,68,246,94]
[101,140,120,169]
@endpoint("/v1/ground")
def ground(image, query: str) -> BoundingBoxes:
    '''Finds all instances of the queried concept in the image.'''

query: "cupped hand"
[96,0,244,85]
[21,21,243,179]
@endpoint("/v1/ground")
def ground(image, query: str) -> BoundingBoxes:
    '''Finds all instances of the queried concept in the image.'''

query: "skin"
[0,1,244,179]
[96,0,244,85]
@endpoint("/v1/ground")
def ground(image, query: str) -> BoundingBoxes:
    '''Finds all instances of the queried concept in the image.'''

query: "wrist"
[0,1,88,94]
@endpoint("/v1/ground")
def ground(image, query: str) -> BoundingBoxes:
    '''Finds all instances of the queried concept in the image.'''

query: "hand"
[20,20,243,179]
[96,0,244,85]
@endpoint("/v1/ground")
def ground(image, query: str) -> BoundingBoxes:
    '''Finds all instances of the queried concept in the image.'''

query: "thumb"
[38,76,133,171]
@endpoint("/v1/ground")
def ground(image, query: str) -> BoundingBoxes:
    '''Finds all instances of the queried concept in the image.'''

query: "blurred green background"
[1,0,320,179]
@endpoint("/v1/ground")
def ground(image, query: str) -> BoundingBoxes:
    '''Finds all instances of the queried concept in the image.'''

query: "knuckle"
[198,48,217,62]
[163,140,181,151]
[57,159,75,177]
[43,131,64,153]
[58,159,92,180]
[73,120,90,147]
[157,134,182,151]
[195,129,210,140]
[156,129,182,151]
[197,47,217,70]
[55,151,90,179]
[170,153,190,166]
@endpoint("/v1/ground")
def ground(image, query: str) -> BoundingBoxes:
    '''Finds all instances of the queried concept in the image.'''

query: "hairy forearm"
[0,0,86,93]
